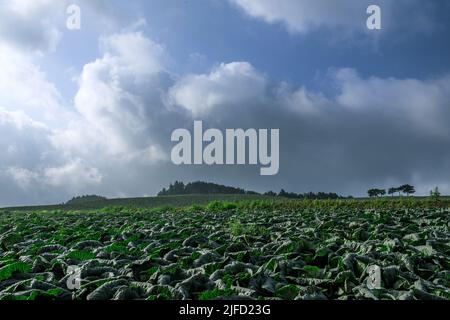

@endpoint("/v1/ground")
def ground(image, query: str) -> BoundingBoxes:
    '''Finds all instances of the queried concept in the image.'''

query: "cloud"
[0,108,102,198]
[279,70,450,195]
[231,0,365,34]
[44,159,102,189]
[98,31,167,75]
[69,39,450,199]
[169,62,267,116]
[5,167,39,190]
[73,31,170,159]
[163,63,450,196]
[0,3,178,205]
[230,0,435,36]
[0,0,66,53]
[275,83,330,115]
[0,27,178,206]
[0,109,53,170]
[0,0,129,54]
[0,8,449,206]
[0,109,55,204]
[333,69,450,137]
[0,44,71,126]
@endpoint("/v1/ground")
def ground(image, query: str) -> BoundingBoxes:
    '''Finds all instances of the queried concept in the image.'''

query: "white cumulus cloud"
[169,62,267,116]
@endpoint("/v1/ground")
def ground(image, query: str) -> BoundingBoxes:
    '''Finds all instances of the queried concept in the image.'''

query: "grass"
[2,194,449,214]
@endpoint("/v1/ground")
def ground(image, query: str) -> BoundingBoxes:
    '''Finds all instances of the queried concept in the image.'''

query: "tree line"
[264,189,349,200]
[367,184,415,198]
[157,181,256,196]
[65,195,107,205]
[157,181,348,200]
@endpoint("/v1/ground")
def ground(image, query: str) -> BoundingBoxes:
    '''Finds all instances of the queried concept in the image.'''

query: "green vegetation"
[0,198,448,300]
[199,288,236,300]
[206,200,238,211]
[430,187,441,202]
[0,262,32,281]
[66,250,96,261]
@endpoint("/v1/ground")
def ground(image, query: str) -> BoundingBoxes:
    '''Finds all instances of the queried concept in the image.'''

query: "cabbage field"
[0,200,449,300]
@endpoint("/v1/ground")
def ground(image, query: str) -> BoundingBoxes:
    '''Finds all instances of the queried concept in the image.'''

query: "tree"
[278,189,288,197]
[157,188,167,196]
[65,195,107,205]
[368,188,386,198]
[368,189,377,198]
[388,187,397,197]
[157,181,257,196]
[400,184,415,196]
[172,181,185,194]
[391,185,404,196]
[430,187,441,201]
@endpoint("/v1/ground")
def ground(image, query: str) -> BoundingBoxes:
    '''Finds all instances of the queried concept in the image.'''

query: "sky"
[0,0,450,206]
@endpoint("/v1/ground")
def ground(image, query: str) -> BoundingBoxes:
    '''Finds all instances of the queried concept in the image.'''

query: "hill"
[157,181,258,196]
[65,195,107,205]
[1,180,351,211]
[157,181,348,199]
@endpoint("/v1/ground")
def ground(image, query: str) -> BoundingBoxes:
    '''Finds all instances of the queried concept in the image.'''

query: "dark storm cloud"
[164,64,450,196]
